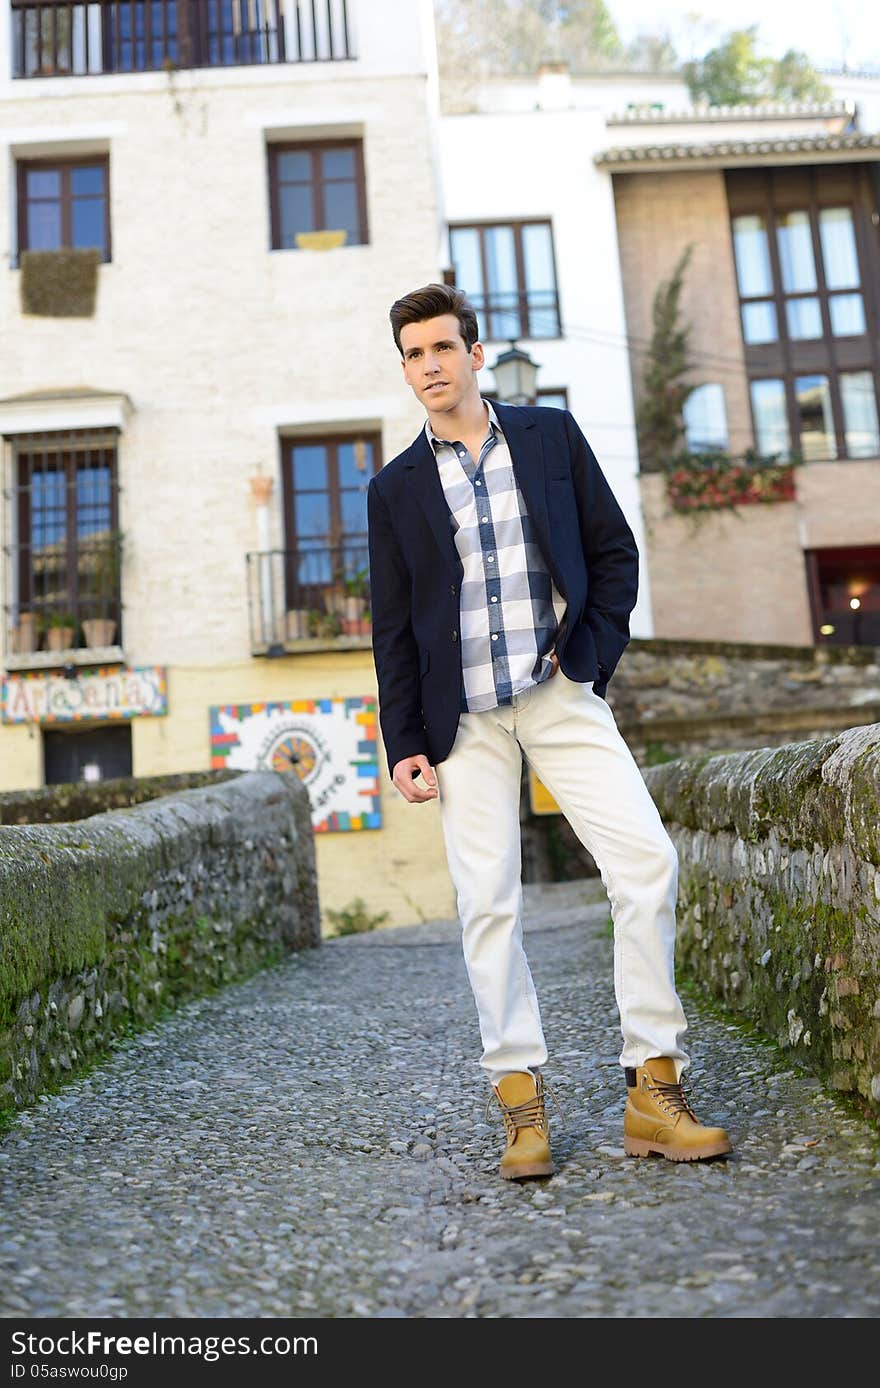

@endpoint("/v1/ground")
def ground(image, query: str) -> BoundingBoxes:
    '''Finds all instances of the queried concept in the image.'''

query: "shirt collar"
[424,397,501,453]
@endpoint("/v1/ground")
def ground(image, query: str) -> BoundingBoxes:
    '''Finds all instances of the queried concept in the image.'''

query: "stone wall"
[524,636,880,884]
[643,723,880,1113]
[611,636,880,763]
[0,772,319,1120]
[0,769,239,824]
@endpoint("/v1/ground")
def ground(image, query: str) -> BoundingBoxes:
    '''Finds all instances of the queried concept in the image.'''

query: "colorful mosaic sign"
[1,666,168,725]
[209,696,380,833]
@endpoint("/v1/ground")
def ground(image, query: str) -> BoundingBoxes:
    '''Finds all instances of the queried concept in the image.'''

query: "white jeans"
[433,668,689,1087]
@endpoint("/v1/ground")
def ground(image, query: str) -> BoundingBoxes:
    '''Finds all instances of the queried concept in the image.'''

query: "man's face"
[399,313,485,412]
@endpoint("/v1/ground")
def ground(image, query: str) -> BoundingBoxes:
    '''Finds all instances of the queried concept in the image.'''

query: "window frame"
[280,430,381,610]
[448,218,563,341]
[268,139,369,251]
[726,165,880,463]
[16,154,112,264]
[536,387,569,410]
[11,429,122,642]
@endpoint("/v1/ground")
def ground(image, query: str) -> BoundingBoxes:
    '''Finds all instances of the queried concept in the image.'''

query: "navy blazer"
[367,399,639,777]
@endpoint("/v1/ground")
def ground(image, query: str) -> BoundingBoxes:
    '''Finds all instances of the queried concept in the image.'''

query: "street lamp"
[490,340,540,406]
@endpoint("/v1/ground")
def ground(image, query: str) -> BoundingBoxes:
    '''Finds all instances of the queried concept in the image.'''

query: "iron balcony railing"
[11,0,353,78]
[246,543,370,653]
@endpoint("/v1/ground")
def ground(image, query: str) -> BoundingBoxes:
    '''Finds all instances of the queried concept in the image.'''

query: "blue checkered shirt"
[426,400,568,714]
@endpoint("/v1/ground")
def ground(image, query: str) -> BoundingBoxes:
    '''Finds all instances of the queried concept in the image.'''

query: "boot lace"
[644,1074,699,1122]
[484,1076,567,1131]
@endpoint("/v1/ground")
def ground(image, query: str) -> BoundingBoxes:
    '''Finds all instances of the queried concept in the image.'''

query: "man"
[367,283,730,1179]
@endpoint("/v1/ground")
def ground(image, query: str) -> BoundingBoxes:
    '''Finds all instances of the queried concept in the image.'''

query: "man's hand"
[392,754,438,803]
[549,651,560,677]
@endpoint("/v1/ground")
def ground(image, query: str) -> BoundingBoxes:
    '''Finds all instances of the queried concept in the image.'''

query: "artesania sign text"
[1,666,168,724]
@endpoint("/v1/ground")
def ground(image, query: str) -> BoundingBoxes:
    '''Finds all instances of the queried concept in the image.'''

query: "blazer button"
[450,584,457,595]
[452,629,458,641]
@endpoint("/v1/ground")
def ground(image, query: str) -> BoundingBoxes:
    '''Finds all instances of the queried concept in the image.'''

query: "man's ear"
[471,341,485,371]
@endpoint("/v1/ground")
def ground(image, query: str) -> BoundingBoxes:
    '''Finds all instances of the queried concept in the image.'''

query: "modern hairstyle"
[389,282,479,357]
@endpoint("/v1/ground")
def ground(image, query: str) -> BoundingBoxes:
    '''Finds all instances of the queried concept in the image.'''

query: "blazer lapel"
[404,428,463,580]
[490,400,551,559]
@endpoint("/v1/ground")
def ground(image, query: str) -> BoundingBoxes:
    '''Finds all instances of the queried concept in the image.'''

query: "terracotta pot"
[285,609,311,640]
[82,618,117,648]
[343,595,366,621]
[341,616,372,636]
[46,626,75,651]
[9,613,38,654]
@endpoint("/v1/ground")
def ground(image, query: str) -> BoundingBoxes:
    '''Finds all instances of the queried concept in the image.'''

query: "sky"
[609,0,880,71]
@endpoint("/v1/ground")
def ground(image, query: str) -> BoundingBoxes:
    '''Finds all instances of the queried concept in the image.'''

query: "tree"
[635,246,695,472]
[772,49,834,103]
[624,31,679,74]
[683,26,832,106]
[433,0,623,83]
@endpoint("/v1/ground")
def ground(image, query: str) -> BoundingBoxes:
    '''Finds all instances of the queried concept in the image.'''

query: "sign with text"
[1,666,168,725]
[210,696,380,833]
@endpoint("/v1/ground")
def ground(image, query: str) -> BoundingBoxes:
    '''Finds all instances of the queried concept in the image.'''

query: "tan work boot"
[491,1070,555,1181]
[624,1057,731,1162]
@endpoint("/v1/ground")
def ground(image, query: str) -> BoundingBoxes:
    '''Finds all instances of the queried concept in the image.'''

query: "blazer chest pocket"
[419,649,431,676]
[548,469,569,482]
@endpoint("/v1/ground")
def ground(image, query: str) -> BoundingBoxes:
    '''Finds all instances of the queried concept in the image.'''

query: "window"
[749,380,790,457]
[727,166,880,462]
[9,430,121,650]
[281,433,380,609]
[806,546,880,647]
[536,388,569,410]
[839,372,880,458]
[269,141,368,250]
[449,221,561,339]
[795,375,836,461]
[732,203,867,345]
[17,157,110,261]
[683,384,729,451]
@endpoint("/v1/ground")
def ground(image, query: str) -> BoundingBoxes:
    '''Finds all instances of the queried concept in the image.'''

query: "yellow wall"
[0,650,457,934]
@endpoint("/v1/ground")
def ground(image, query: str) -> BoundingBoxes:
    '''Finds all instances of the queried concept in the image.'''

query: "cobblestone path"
[1,881,878,1318]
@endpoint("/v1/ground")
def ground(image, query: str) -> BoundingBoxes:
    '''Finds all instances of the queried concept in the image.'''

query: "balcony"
[4,532,123,670]
[10,0,354,79]
[246,543,371,656]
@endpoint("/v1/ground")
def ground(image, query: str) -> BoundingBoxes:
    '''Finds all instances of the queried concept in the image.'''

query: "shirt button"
[481,516,488,523]
[475,480,482,486]
[487,555,494,563]
[491,596,498,602]
[491,634,499,641]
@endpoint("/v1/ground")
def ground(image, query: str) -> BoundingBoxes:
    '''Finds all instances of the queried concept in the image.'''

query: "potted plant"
[310,609,342,638]
[325,575,349,618]
[45,611,76,652]
[341,567,371,634]
[8,610,38,654]
[81,534,120,648]
[285,608,312,640]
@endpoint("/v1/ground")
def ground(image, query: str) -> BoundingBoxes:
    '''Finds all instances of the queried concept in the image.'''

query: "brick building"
[602,106,880,647]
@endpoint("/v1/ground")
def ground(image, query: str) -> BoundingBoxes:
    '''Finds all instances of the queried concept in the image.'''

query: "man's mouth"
[425,382,449,392]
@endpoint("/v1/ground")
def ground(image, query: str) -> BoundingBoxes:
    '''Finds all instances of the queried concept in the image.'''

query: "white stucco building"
[437,68,880,649]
